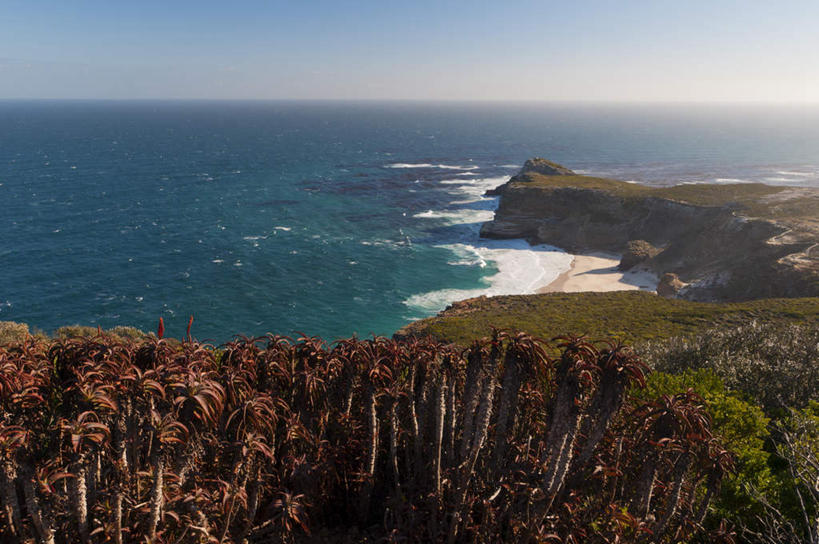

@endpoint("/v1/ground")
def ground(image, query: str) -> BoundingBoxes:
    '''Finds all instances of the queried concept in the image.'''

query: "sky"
[1,0,817,102]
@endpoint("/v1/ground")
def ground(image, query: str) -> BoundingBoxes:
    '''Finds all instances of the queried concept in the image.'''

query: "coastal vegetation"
[509,171,819,222]
[397,291,819,346]
[401,292,819,542]
[1,327,736,543]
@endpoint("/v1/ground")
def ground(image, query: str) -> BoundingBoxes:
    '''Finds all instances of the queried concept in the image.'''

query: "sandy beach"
[538,251,658,294]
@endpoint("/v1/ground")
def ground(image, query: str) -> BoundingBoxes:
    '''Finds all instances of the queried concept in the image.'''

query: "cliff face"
[481,162,819,301]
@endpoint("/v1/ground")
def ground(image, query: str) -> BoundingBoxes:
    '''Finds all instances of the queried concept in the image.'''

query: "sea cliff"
[480,159,819,301]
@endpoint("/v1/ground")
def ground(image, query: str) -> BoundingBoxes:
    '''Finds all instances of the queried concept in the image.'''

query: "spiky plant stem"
[219,455,245,544]
[633,454,658,517]
[389,399,400,490]
[694,472,720,524]
[21,464,56,544]
[651,452,692,536]
[458,346,485,463]
[433,376,447,494]
[112,412,128,544]
[114,484,123,544]
[358,384,378,522]
[448,366,497,544]
[239,464,262,542]
[148,455,164,542]
[68,455,90,544]
[541,360,583,504]
[445,376,457,468]
[0,461,23,538]
[574,370,627,471]
[492,349,522,478]
[407,362,422,475]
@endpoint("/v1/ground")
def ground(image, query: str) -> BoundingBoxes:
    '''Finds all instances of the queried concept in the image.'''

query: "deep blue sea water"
[2,101,818,342]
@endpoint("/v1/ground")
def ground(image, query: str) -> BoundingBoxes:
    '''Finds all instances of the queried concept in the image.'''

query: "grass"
[399,291,819,346]
[515,173,818,222]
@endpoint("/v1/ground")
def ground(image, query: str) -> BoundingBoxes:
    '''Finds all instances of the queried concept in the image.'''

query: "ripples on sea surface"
[1,101,818,341]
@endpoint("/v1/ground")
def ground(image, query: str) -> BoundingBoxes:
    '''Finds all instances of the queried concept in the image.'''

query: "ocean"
[2,101,818,342]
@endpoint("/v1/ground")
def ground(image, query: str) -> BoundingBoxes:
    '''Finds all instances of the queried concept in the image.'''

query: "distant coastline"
[480,158,819,302]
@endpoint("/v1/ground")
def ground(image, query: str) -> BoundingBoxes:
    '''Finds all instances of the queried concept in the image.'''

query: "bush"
[641,321,819,412]
[0,321,29,345]
[0,332,733,543]
[636,369,772,533]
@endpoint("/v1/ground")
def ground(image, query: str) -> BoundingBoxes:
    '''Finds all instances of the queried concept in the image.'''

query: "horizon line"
[1,97,818,106]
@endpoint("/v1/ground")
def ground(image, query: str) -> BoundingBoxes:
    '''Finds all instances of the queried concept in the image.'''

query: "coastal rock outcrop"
[519,157,576,176]
[485,158,575,195]
[657,273,686,297]
[480,160,819,301]
[619,240,662,270]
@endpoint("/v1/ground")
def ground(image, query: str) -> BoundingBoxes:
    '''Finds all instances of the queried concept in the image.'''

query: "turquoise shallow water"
[1,101,818,342]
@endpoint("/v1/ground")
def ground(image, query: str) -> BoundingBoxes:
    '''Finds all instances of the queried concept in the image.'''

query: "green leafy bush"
[636,369,772,533]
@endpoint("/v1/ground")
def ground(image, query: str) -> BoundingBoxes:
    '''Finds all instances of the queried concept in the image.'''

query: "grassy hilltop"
[396,290,819,346]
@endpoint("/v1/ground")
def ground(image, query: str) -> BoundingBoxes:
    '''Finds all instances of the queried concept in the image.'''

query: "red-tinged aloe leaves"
[157,317,165,340]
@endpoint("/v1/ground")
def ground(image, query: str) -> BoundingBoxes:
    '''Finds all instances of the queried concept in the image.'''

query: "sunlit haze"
[1,0,817,102]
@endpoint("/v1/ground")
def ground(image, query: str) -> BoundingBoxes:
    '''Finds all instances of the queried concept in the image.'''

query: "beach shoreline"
[538,251,658,294]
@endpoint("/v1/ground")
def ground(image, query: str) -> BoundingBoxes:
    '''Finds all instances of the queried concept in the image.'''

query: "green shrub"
[635,369,772,532]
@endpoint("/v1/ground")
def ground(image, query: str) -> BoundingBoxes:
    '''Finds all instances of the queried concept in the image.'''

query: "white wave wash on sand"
[404,174,573,314]
[404,171,659,316]
[405,240,572,314]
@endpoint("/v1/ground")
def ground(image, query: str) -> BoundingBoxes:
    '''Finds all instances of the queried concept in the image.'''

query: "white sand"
[538,251,658,294]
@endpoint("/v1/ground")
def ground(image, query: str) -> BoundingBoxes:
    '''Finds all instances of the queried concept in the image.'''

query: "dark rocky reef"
[481,161,819,301]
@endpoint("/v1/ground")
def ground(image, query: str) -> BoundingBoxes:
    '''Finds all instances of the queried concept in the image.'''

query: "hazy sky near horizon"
[1,0,817,102]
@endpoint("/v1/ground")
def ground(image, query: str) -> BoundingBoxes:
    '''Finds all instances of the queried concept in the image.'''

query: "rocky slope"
[480,159,819,301]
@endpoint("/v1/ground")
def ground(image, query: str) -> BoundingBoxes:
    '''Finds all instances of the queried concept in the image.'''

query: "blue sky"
[1,0,817,101]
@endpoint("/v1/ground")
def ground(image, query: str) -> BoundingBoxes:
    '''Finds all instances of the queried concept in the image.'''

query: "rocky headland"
[480,158,819,301]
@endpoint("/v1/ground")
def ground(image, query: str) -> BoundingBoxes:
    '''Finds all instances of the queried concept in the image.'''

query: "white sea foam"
[764,177,796,183]
[408,176,507,227]
[403,169,574,315]
[360,239,408,249]
[273,226,292,231]
[440,175,507,197]
[404,241,572,314]
[777,171,814,177]
[413,208,495,225]
[715,178,752,184]
[385,163,479,171]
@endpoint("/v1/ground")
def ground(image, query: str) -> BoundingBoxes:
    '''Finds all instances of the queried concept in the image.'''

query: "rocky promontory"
[480,159,819,301]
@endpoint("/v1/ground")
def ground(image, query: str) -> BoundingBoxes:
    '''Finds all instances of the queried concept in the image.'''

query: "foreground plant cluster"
[1,331,734,543]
